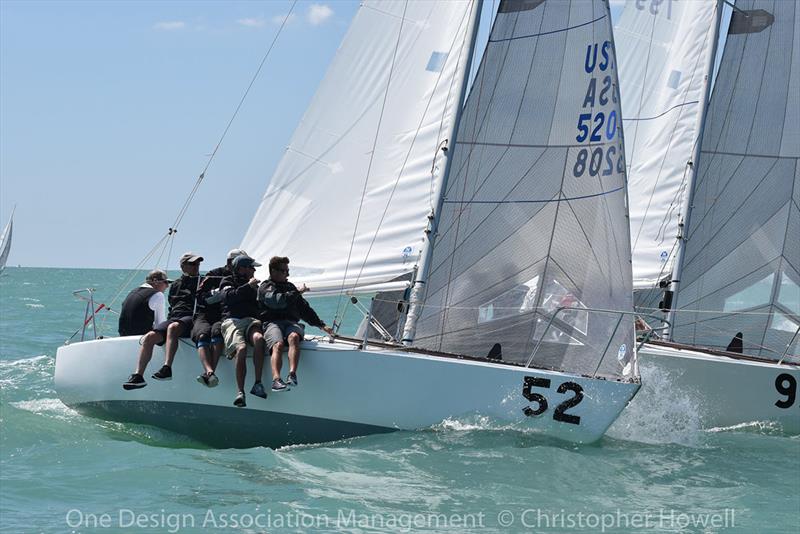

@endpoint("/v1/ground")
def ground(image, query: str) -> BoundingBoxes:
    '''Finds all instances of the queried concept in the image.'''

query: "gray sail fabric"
[672,0,799,359]
[413,0,635,380]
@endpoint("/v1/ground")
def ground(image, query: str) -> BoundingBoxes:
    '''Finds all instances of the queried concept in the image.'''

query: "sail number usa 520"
[522,376,584,425]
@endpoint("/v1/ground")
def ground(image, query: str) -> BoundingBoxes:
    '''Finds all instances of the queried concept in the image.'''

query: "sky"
[0,0,651,270]
[1,0,363,269]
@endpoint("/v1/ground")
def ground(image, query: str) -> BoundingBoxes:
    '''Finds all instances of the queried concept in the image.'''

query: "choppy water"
[1,267,798,533]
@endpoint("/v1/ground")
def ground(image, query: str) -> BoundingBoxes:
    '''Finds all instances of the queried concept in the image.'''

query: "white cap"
[227,248,248,261]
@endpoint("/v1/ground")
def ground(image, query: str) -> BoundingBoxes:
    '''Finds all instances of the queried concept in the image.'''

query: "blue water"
[1,267,798,533]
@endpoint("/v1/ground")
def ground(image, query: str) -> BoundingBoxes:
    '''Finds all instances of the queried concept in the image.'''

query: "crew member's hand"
[322,325,334,336]
[248,277,260,288]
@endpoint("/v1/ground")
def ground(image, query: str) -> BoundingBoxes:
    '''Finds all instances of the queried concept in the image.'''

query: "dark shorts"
[153,316,193,346]
[191,316,223,344]
[263,320,305,350]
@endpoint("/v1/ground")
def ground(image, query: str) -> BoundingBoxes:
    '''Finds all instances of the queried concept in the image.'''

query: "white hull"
[625,342,799,433]
[55,336,639,447]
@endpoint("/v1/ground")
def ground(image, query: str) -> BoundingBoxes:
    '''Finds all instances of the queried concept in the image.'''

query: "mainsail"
[412,0,635,379]
[0,208,13,273]
[614,0,718,290]
[672,0,800,358]
[241,0,477,294]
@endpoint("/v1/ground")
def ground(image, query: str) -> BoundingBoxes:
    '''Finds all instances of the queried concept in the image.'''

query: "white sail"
[0,208,14,272]
[241,0,477,294]
[614,0,718,290]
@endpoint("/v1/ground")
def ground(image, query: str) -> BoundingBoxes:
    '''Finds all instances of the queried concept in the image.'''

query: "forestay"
[614,0,718,290]
[672,0,800,358]
[413,0,635,379]
[241,0,476,295]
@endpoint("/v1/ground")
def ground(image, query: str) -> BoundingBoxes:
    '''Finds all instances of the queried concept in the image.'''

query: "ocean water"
[1,267,798,533]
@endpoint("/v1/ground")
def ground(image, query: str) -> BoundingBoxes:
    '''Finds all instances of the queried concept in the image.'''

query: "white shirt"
[141,283,166,326]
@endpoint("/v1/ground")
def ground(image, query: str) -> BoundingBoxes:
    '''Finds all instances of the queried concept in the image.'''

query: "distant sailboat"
[615,0,799,432]
[0,206,14,274]
[55,0,642,448]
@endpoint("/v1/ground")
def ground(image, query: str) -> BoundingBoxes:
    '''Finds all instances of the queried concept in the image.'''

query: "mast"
[665,0,724,339]
[401,0,484,345]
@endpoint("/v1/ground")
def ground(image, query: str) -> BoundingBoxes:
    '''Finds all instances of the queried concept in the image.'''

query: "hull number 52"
[522,377,584,425]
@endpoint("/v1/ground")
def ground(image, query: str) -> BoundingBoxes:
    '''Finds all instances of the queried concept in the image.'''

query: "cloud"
[237,17,267,28]
[307,4,333,26]
[153,21,186,31]
[271,13,297,25]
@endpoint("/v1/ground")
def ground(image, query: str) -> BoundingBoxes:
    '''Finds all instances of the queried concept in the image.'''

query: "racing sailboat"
[0,206,14,274]
[56,0,641,447]
[615,0,799,432]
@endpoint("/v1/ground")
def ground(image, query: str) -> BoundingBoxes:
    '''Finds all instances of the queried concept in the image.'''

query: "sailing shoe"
[250,382,268,399]
[287,372,298,387]
[271,378,289,392]
[233,391,246,407]
[197,372,219,388]
[152,365,172,381]
[123,374,147,390]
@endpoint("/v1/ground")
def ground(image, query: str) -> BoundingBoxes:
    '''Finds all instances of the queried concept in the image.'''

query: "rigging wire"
[95,1,298,335]
[332,0,409,331]
[340,0,476,324]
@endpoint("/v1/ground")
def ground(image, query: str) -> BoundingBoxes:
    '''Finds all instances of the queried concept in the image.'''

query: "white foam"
[706,420,784,434]
[608,364,703,446]
[25,303,44,308]
[11,398,79,420]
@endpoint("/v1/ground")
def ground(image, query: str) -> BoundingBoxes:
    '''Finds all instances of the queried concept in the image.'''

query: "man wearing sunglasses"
[258,256,334,392]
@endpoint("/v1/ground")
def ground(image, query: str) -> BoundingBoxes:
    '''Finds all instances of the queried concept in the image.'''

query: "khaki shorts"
[221,318,262,357]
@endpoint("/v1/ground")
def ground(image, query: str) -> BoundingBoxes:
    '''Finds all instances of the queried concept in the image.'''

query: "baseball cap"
[232,255,262,270]
[146,269,172,284]
[227,248,248,261]
[179,252,204,265]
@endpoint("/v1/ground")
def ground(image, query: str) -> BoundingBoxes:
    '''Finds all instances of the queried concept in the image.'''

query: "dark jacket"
[118,285,158,336]
[257,279,325,328]
[167,275,200,319]
[220,273,259,320]
[196,265,231,323]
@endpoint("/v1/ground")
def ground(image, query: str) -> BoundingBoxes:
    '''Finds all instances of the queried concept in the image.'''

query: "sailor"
[122,252,203,390]
[191,248,248,387]
[258,256,334,392]
[219,254,267,407]
[118,269,171,337]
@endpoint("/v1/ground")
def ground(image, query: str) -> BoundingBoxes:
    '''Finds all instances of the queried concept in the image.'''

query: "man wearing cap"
[191,248,248,387]
[118,269,171,337]
[258,256,334,392]
[219,254,267,407]
[123,252,203,390]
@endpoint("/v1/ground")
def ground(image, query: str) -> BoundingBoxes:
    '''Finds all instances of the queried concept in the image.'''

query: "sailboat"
[56,0,641,448]
[615,0,799,432]
[0,206,14,274]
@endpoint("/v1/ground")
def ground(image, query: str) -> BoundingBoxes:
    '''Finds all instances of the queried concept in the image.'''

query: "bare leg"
[270,341,285,381]
[235,344,247,392]
[287,332,301,375]
[250,330,265,384]
[135,331,164,375]
[210,342,222,371]
[164,322,183,367]
[197,345,215,375]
